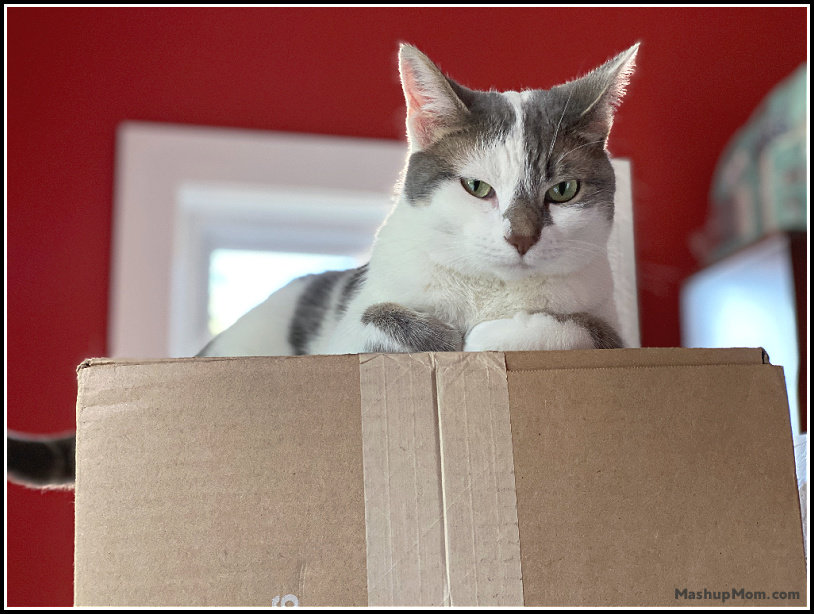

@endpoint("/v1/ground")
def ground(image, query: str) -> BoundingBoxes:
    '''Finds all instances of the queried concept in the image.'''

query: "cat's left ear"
[570,42,639,142]
[398,44,470,151]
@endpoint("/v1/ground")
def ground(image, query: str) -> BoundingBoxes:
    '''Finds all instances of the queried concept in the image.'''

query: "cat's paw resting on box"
[464,311,622,351]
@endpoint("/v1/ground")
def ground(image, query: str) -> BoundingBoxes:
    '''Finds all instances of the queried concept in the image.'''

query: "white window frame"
[111,122,639,358]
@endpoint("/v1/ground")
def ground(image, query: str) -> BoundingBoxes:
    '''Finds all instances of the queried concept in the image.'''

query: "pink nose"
[505,233,537,256]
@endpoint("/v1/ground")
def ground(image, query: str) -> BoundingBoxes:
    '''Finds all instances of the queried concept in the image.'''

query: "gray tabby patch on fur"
[8,42,638,487]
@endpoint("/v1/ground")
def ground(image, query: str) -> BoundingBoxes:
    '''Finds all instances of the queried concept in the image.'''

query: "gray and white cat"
[201,42,636,358]
[8,42,638,486]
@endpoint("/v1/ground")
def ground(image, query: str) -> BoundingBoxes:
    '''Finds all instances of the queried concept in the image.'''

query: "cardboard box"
[74,349,806,606]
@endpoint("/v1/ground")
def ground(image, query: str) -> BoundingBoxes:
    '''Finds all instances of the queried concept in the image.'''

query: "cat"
[8,42,638,487]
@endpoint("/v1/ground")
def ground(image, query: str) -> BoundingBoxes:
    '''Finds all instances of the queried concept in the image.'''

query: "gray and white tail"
[7,431,76,488]
[6,266,367,488]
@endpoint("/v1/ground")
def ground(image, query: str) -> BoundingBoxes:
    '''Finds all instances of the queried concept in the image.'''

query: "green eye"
[546,180,580,203]
[461,178,494,199]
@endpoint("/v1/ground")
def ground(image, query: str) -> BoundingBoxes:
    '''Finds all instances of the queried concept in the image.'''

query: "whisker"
[547,87,575,161]
[555,139,606,165]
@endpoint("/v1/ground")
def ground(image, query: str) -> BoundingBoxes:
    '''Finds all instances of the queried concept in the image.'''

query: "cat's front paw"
[464,317,521,352]
[361,302,464,352]
[464,312,595,352]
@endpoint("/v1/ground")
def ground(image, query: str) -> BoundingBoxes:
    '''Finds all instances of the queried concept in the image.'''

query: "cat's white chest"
[420,252,614,331]
[423,265,554,329]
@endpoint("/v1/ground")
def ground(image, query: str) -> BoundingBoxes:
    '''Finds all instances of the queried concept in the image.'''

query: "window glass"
[208,248,361,335]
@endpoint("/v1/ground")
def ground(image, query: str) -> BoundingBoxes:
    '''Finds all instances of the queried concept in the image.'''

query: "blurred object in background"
[794,433,808,565]
[691,64,807,265]
[683,64,807,437]
[681,232,806,435]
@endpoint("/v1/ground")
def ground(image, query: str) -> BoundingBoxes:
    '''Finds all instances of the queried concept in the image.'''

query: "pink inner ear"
[402,67,427,114]
[402,67,439,148]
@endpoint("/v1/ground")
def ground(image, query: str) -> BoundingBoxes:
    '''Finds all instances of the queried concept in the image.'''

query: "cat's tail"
[7,431,76,489]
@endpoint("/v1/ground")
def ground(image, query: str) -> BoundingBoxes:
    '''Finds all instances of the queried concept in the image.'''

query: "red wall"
[6,7,807,606]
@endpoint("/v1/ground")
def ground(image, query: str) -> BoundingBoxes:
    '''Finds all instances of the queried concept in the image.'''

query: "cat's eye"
[461,178,494,199]
[546,180,580,203]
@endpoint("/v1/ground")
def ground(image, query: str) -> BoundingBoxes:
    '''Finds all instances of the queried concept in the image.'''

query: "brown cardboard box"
[74,349,806,607]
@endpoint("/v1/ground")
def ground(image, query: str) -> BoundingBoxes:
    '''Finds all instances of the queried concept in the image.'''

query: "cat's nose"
[505,233,537,256]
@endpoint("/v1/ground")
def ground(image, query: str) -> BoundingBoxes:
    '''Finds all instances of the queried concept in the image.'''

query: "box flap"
[504,347,769,371]
[75,354,368,606]
[507,362,805,606]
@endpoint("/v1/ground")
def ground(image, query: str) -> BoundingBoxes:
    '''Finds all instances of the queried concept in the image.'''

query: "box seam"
[508,362,777,374]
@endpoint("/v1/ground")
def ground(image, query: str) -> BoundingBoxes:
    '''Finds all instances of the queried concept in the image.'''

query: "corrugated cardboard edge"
[76,347,770,375]
[76,355,317,372]
[503,347,769,371]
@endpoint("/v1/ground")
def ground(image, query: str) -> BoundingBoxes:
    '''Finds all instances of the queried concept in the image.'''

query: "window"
[111,123,400,357]
[168,179,390,355]
[207,249,362,338]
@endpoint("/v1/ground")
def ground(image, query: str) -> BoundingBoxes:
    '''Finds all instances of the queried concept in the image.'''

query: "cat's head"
[397,43,638,279]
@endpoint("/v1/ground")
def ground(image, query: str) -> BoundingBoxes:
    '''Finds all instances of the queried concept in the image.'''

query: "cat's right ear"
[398,44,468,151]
[570,43,640,143]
